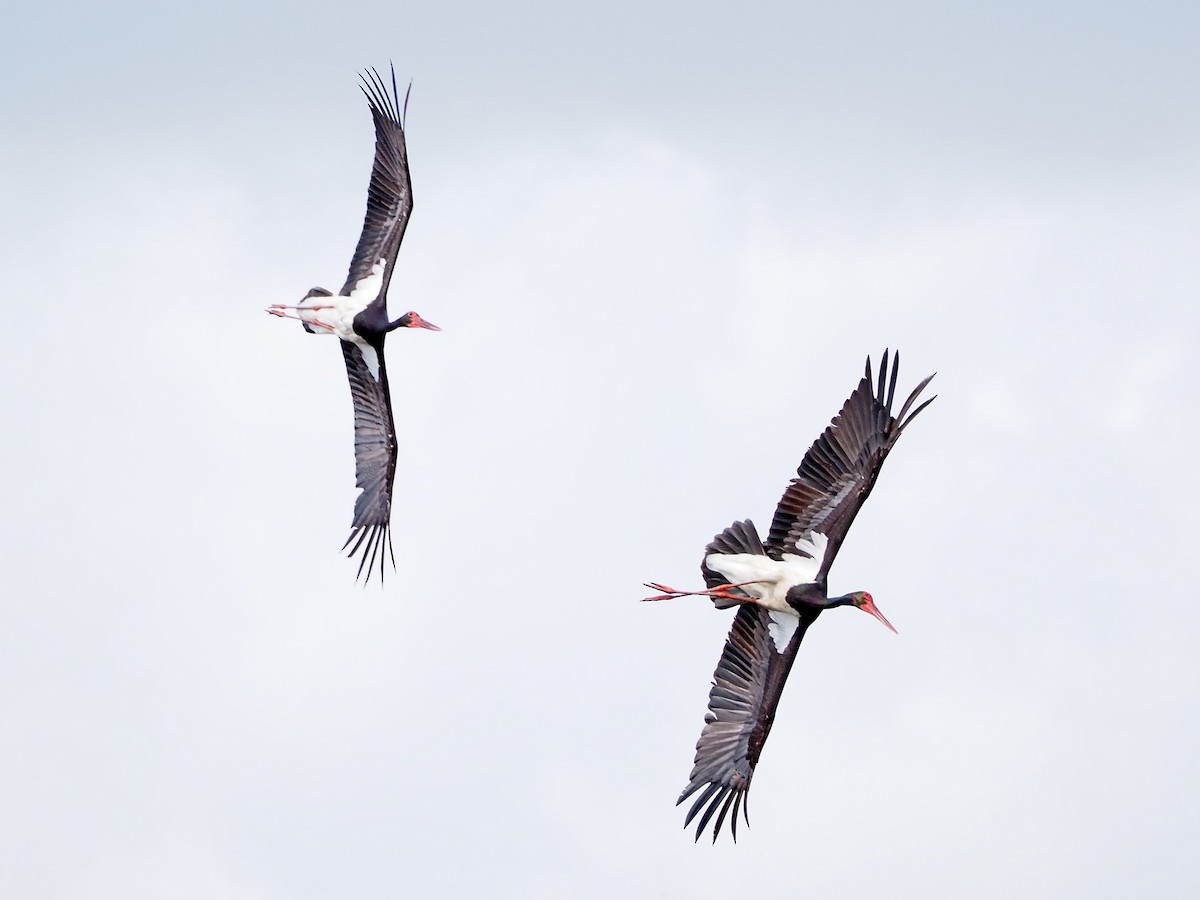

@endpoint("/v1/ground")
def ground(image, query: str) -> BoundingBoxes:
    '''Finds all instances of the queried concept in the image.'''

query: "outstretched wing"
[678,601,820,842]
[340,339,397,583]
[678,354,934,842]
[340,65,413,302]
[766,350,935,579]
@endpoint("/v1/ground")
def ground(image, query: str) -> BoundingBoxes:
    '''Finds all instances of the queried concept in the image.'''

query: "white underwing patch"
[767,610,801,652]
[792,531,828,566]
[346,258,386,310]
[358,342,381,381]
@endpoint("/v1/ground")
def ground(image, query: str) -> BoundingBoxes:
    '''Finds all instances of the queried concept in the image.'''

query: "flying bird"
[645,350,935,842]
[267,66,439,583]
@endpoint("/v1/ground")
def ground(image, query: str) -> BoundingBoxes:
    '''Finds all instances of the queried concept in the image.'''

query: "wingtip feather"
[876,349,889,407]
[342,523,395,587]
[885,349,900,413]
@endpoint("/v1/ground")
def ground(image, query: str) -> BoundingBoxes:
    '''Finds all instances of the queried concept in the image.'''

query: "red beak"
[411,315,441,331]
[860,597,898,634]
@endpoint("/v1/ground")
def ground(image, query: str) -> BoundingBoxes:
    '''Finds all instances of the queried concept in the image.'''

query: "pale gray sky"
[2,2,1198,897]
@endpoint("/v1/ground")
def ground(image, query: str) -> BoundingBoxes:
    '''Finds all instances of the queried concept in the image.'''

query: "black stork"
[645,351,935,842]
[267,66,439,583]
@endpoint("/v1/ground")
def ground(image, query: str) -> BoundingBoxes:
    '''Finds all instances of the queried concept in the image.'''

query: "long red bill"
[860,597,898,634]
[412,315,441,331]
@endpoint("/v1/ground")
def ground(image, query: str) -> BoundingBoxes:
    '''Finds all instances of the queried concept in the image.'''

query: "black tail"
[701,519,765,609]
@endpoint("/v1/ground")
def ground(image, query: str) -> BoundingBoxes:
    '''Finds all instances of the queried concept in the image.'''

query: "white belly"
[298,258,387,341]
[703,532,828,613]
[704,532,828,653]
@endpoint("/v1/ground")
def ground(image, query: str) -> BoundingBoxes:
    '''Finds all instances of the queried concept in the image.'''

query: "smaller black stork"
[267,66,439,583]
[645,351,935,842]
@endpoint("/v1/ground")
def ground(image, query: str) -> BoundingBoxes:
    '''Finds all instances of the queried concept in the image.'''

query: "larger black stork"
[267,66,439,583]
[645,351,935,842]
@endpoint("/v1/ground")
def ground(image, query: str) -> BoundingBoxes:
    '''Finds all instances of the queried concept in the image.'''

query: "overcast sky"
[2,1,1198,897]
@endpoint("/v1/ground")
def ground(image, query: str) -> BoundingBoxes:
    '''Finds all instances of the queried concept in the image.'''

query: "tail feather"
[701,519,765,609]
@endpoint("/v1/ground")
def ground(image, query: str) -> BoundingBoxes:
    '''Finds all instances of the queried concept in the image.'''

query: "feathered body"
[658,351,935,841]
[268,66,439,582]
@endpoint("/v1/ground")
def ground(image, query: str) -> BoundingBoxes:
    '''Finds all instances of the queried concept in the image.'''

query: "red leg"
[265,309,335,329]
[641,580,762,603]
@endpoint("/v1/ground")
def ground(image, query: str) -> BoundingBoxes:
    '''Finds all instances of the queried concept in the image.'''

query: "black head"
[388,310,441,333]
[839,591,898,633]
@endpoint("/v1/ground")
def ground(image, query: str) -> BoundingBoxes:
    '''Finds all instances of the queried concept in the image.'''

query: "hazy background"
[2,1,1197,896]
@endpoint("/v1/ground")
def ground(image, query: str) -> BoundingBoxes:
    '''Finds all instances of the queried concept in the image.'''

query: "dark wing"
[339,339,397,583]
[677,355,934,842]
[678,519,817,842]
[678,603,819,843]
[339,66,413,302]
[766,350,935,579]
